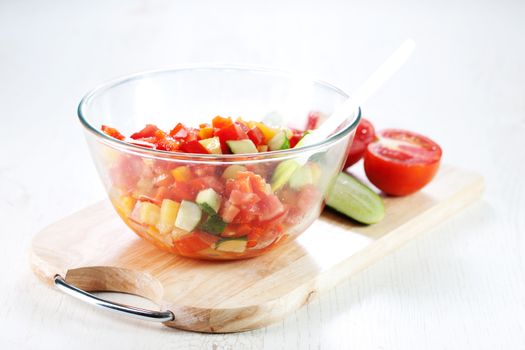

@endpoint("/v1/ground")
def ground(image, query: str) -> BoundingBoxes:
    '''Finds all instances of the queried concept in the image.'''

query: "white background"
[1,0,524,349]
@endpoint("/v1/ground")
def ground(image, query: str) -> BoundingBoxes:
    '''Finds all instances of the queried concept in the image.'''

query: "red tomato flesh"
[364,129,442,196]
[344,118,376,168]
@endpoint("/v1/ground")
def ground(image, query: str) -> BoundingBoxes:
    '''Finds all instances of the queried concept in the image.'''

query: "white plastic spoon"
[298,39,416,147]
[271,39,416,191]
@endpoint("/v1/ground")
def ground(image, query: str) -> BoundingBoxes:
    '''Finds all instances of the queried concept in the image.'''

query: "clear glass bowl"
[78,65,360,260]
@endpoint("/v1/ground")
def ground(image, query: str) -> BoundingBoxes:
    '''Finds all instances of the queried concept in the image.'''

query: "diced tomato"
[167,181,195,201]
[238,171,267,195]
[288,129,303,148]
[258,194,285,221]
[189,176,225,194]
[220,201,241,223]
[174,231,219,256]
[110,156,142,190]
[131,124,160,139]
[101,125,125,140]
[181,140,210,154]
[306,112,321,130]
[153,130,181,151]
[247,127,264,146]
[153,186,169,204]
[184,128,200,143]
[296,184,319,213]
[229,190,260,207]
[169,123,189,139]
[191,165,217,177]
[215,123,249,153]
[212,116,233,129]
[153,173,173,187]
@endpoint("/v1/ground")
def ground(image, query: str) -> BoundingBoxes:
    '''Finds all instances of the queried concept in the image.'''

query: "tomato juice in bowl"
[78,66,360,260]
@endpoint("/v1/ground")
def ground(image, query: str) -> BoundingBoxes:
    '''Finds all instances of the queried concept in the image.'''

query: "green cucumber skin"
[326,172,385,224]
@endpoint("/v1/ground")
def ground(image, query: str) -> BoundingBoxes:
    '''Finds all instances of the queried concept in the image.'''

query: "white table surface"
[2,0,524,348]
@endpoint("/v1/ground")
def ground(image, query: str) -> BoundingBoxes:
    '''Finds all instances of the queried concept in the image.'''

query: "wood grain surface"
[30,165,483,332]
[3,0,525,348]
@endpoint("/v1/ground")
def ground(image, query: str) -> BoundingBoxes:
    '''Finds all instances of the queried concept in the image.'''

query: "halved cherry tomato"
[344,118,376,168]
[364,129,442,196]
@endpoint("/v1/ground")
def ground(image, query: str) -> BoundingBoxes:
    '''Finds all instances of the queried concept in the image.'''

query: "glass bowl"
[78,65,360,260]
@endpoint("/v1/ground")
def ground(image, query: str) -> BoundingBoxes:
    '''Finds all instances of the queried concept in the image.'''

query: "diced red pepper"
[180,140,210,154]
[131,124,160,139]
[169,123,189,139]
[214,123,249,153]
[289,129,303,148]
[101,125,125,140]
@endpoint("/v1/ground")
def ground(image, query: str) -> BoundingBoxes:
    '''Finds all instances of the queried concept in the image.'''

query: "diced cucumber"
[268,130,290,151]
[227,139,258,154]
[196,188,221,213]
[200,215,226,235]
[289,165,314,190]
[271,159,300,191]
[222,164,247,179]
[198,136,222,154]
[326,172,385,224]
[294,131,312,149]
[215,237,247,253]
[174,200,202,232]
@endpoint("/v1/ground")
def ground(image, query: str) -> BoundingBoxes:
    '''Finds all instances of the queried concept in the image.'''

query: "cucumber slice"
[196,188,221,213]
[289,165,314,190]
[174,200,202,232]
[215,237,247,253]
[326,172,385,224]
[268,130,290,151]
[271,159,300,191]
[227,139,258,154]
[200,214,226,235]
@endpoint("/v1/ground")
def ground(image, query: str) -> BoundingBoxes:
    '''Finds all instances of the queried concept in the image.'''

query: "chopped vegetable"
[174,200,202,232]
[326,172,384,224]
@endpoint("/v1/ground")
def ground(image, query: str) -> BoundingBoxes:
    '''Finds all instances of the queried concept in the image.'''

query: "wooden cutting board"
[30,165,483,333]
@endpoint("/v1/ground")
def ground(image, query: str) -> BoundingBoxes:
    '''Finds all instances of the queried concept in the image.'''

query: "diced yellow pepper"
[198,126,214,140]
[138,202,161,226]
[171,166,191,182]
[120,196,137,217]
[255,122,278,143]
[157,199,180,234]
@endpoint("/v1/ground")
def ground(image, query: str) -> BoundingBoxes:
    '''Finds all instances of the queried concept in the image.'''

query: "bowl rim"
[77,64,361,160]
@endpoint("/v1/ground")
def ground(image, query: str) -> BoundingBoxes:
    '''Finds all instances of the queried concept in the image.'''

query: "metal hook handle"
[54,274,174,323]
